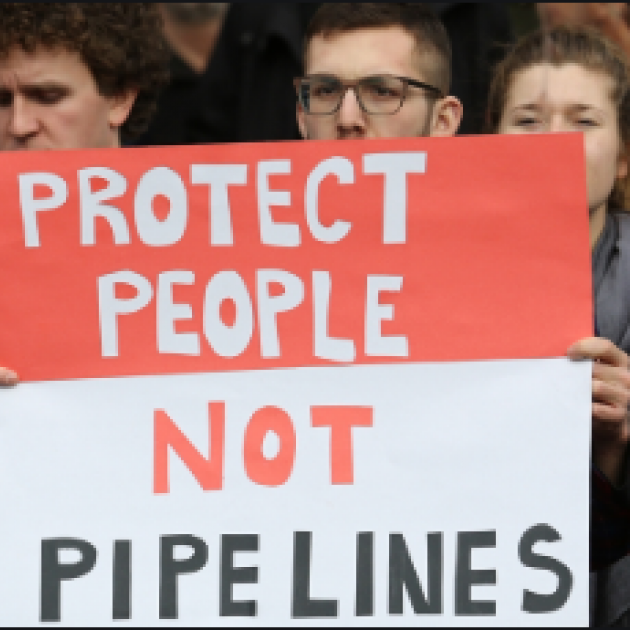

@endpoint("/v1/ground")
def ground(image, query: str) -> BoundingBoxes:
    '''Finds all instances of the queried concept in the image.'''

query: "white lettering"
[191,164,248,246]
[79,167,130,246]
[204,270,254,358]
[256,269,304,358]
[313,270,355,362]
[305,157,353,243]
[363,152,427,244]
[98,271,153,357]
[158,271,200,356]
[135,167,188,246]
[257,160,299,247]
[18,173,68,248]
[365,275,408,357]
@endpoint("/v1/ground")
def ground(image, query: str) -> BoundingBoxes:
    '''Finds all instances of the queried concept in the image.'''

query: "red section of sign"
[0,135,592,381]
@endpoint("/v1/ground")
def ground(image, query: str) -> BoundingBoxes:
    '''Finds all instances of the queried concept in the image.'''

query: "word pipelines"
[40,528,572,623]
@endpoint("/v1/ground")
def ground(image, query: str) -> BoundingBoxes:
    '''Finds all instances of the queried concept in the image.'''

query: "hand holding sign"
[569,337,630,484]
[0,366,18,386]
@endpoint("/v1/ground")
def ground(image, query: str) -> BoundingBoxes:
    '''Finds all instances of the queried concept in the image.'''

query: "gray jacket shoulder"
[616,210,630,245]
[597,212,630,355]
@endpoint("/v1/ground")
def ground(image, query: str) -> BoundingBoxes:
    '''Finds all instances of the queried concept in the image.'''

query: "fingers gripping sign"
[0,367,18,387]
[568,337,630,483]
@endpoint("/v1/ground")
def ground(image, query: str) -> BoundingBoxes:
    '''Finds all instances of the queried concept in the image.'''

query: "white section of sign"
[0,359,590,627]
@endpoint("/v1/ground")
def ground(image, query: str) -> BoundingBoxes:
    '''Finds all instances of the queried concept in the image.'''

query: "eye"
[370,84,393,97]
[576,118,597,127]
[310,82,340,99]
[363,80,402,100]
[515,117,539,127]
[39,90,64,105]
[28,87,68,105]
[313,85,335,96]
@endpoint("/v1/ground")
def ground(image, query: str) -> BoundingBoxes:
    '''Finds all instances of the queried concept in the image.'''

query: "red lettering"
[311,406,373,484]
[244,406,296,487]
[153,402,225,494]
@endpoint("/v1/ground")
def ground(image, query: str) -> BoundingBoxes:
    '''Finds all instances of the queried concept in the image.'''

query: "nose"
[547,114,572,134]
[336,87,367,139]
[7,95,39,141]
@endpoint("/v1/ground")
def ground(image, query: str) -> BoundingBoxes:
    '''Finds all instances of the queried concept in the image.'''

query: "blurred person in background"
[0,2,169,152]
[184,2,513,144]
[537,3,630,49]
[185,2,321,144]
[136,2,228,146]
[486,25,630,625]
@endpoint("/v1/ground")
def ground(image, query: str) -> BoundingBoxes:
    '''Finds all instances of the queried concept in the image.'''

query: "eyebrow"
[0,79,70,91]
[23,81,70,90]
[511,102,603,114]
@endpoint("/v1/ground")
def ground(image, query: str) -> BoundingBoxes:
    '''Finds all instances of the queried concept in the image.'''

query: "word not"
[39,527,573,623]
[18,153,427,249]
[154,403,374,493]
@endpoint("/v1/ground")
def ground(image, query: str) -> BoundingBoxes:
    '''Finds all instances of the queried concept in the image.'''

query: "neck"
[590,203,607,250]
[159,5,224,73]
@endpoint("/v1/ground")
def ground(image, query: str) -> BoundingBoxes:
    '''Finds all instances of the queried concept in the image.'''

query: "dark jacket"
[184,2,513,144]
[185,3,318,144]
[438,2,513,134]
[591,210,630,627]
[134,52,201,147]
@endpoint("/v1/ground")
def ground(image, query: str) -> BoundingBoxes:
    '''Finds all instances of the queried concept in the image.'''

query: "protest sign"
[0,134,592,626]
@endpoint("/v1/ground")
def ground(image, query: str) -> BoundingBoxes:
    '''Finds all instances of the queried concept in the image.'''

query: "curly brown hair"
[0,3,170,140]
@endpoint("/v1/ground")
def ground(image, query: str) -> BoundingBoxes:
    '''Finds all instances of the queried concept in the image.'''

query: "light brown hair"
[304,3,452,95]
[486,26,630,206]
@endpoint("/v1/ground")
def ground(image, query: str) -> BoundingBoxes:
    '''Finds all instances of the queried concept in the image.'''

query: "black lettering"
[220,534,259,617]
[159,535,208,620]
[455,531,496,616]
[113,540,131,621]
[291,531,338,618]
[389,533,442,615]
[356,532,374,617]
[40,538,97,623]
[519,524,573,613]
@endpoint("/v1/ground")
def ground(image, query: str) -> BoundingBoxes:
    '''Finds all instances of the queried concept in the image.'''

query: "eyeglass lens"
[301,76,408,115]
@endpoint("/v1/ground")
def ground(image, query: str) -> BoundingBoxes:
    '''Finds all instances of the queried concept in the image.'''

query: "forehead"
[305,26,427,80]
[506,63,616,110]
[0,46,91,86]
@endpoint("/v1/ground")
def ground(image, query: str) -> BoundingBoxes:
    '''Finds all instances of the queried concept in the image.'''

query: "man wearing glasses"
[294,2,630,573]
[294,3,463,141]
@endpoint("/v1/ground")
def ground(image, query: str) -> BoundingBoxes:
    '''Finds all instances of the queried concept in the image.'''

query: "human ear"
[297,102,309,140]
[107,89,138,130]
[430,96,463,137]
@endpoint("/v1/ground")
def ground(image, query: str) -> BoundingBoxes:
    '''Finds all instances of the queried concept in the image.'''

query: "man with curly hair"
[0,2,169,383]
[0,2,169,151]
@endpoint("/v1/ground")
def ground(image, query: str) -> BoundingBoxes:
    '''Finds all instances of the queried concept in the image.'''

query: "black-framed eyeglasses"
[294,74,444,116]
